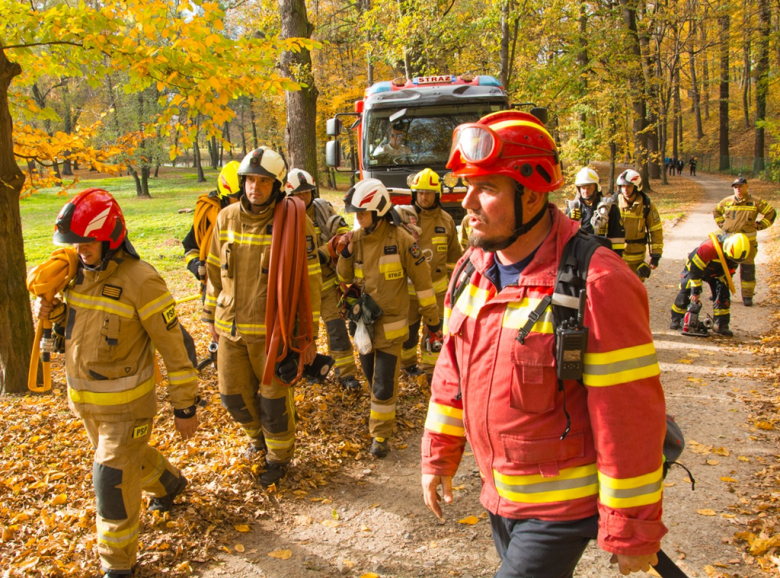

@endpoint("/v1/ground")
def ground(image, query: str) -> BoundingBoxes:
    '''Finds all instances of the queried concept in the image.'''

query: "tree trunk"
[193,123,206,183]
[620,0,649,185]
[700,13,710,120]
[249,98,259,150]
[688,21,704,139]
[129,167,143,197]
[719,14,730,171]
[672,67,681,162]
[224,121,233,161]
[742,0,751,129]
[753,0,769,173]
[141,166,150,197]
[210,136,219,170]
[576,3,589,142]
[0,48,34,394]
[279,0,319,179]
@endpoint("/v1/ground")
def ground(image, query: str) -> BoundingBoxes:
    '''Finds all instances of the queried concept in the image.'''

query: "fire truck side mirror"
[326,118,342,137]
[530,107,548,126]
[325,140,342,168]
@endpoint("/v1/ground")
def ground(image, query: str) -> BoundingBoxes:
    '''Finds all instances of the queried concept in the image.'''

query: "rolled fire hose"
[193,194,222,264]
[708,232,736,294]
[262,196,314,386]
[26,248,80,392]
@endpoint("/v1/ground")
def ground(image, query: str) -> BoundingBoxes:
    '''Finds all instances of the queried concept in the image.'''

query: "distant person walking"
[677,159,684,175]
[689,157,697,176]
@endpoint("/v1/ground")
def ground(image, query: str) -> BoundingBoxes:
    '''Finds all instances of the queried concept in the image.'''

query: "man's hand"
[422,474,453,519]
[610,553,658,576]
[207,323,220,344]
[175,415,199,440]
[34,297,54,321]
[302,341,317,366]
[648,263,657,270]
[690,293,700,304]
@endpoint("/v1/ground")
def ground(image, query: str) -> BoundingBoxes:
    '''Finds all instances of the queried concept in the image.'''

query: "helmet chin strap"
[509,184,548,241]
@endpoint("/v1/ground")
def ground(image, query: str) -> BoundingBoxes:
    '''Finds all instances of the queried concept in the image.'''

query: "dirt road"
[198,174,776,578]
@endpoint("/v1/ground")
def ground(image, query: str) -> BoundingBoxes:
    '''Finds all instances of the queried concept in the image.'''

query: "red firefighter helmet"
[446,110,563,193]
[53,188,127,249]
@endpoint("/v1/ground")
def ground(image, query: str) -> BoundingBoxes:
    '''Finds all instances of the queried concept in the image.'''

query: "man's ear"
[523,188,548,210]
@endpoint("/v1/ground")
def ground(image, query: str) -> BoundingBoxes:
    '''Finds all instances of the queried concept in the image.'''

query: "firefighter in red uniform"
[670,233,751,336]
[421,111,667,577]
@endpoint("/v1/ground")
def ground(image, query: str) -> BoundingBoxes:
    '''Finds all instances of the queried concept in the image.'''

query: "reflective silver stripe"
[494,473,599,495]
[427,414,463,429]
[67,365,154,393]
[551,293,579,309]
[583,353,658,376]
[371,401,397,413]
[600,479,663,500]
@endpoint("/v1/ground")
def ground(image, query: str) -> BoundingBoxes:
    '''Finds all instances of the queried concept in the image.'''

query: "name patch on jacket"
[102,285,123,300]
[162,304,178,329]
[435,226,446,234]
[409,243,422,259]
[384,246,398,255]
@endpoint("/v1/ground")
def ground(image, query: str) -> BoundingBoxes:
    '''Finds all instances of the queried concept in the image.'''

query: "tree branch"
[2,41,84,50]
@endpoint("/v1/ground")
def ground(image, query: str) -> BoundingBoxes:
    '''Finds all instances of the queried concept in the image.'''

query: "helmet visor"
[449,125,499,165]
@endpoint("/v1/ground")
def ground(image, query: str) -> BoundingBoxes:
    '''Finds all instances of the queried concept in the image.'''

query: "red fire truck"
[326,74,536,222]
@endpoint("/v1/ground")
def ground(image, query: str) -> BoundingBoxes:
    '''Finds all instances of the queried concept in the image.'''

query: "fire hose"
[25,248,80,393]
[193,194,222,281]
[262,196,314,386]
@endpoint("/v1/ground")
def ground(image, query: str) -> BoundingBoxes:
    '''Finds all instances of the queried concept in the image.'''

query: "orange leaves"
[267,548,293,559]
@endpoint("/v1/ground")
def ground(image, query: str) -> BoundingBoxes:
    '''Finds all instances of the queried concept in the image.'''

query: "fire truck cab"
[325,74,511,222]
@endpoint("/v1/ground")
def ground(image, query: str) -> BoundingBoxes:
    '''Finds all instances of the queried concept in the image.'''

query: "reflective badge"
[306,235,315,253]
[162,304,178,329]
[409,243,422,259]
[435,226,446,234]
[132,424,149,439]
[102,285,123,300]
[437,245,447,252]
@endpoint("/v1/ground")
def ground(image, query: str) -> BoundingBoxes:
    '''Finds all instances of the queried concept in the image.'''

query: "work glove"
[649,254,661,268]
[187,257,203,280]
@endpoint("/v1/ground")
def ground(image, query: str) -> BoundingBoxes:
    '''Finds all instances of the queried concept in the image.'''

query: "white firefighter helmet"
[344,179,391,216]
[286,169,317,195]
[574,167,601,193]
[617,169,642,191]
[237,147,287,189]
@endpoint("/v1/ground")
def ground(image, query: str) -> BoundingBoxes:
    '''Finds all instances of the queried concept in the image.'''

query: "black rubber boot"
[670,318,682,330]
[714,324,734,337]
[340,376,362,392]
[402,365,426,378]
[149,474,188,513]
[370,437,390,458]
[260,462,288,488]
[743,297,753,307]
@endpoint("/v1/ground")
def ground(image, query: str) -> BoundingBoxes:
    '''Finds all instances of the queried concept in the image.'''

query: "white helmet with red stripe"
[617,169,642,191]
[344,179,391,217]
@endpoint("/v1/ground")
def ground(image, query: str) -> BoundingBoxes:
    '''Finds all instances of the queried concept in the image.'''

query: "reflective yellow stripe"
[424,401,465,437]
[322,277,337,291]
[66,291,135,318]
[443,305,452,336]
[421,350,439,364]
[69,375,155,406]
[378,255,404,281]
[97,523,139,548]
[214,317,234,332]
[671,304,687,315]
[417,287,437,308]
[138,292,175,321]
[432,276,449,295]
[713,308,730,315]
[582,343,660,387]
[370,401,396,421]
[308,262,322,276]
[354,265,364,279]
[692,254,707,270]
[168,369,197,385]
[383,319,408,340]
[622,253,645,262]
[266,436,294,449]
[204,295,217,307]
[141,452,165,486]
[502,298,554,334]
[454,283,491,318]
[431,236,447,244]
[236,322,266,335]
[218,230,271,246]
[598,466,663,509]
[689,278,702,288]
[493,464,599,504]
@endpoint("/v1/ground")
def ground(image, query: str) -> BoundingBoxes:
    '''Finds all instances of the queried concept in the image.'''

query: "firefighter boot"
[743,297,753,307]
[370,437,390,458]
[714,324,734,337]
[402,365,426,378]
[260,462,287,488]
[148,474,188,513]
[670,318,682,331]
[244,437,267,461]
[340,376,362,392]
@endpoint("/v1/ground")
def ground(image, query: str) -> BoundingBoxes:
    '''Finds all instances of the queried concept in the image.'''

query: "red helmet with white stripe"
[53,188,127,249]
[344,179,391,217]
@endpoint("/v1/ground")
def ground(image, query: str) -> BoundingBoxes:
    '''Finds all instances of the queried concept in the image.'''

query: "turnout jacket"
[337,219,440,348]
[683,237,737,294]
[52,249,198,421]
[565,194,625,255]
[406,205,463,297]
[422,205,667,556]
[713,193,776,241]
[618,192,663,266]
[307,201,350,293]
[203,196,322,342]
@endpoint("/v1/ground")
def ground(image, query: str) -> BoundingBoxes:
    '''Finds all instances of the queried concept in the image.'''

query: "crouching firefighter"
[34,188,199,578]
[203,147,322,487]
[285,169,360,390]
[565,167,625,255]
[337,179,441,458]
[670,233,750,337]
[399,168,462,380]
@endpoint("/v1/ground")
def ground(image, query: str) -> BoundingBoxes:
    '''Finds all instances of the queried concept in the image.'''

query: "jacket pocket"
[97,314,120,363]
[221,243,234,279]
[88,361,138,381]
[501,431,587,477]
[508,348,556,414]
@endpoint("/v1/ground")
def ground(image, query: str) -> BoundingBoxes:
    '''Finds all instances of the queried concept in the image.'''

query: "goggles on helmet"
[448,123,557,168]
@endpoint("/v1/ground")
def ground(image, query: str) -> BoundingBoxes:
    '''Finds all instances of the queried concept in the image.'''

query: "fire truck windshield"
[365,103,504,168]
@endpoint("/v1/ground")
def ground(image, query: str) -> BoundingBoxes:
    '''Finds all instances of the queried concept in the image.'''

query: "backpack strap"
[312,198,336,243]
